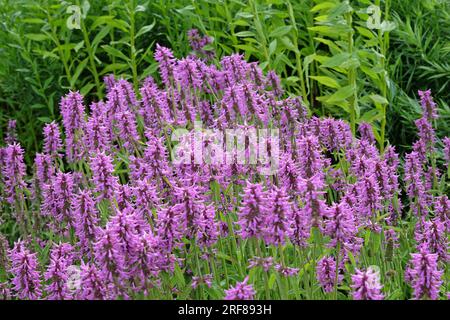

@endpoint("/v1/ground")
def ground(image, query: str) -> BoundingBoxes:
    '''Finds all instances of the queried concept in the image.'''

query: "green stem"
[346,11,357,135]
[46,1,73,89]
[334,242,341,300]
[128,0,139,92]
[255,239,270,299]
[77,0,102,99]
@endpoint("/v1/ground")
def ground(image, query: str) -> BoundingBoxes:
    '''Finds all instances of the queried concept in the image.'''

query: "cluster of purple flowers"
[0,32,448,300]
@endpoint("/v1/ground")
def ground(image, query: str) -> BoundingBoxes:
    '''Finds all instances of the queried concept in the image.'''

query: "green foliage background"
[0,0,449,163]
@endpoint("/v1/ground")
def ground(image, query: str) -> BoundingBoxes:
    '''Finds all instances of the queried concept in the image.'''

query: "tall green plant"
[308,0,394,148]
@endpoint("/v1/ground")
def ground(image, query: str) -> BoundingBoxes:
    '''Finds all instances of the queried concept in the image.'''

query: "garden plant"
[0,0,448,301]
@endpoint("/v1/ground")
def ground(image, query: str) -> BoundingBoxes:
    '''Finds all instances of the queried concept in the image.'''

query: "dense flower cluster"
[351,267,384,300]
[0,35,448,300]
[224,277,256,300]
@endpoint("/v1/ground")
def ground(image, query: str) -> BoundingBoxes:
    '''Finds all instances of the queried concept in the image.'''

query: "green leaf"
[135,20,156,39]
[92,16,129,32]
[32,49,59,60]
[232,19,250,27]
[359,109,382,123]
[269,26,293,38]
[285,76,300,84]
[173,263,186,288]
[326,85,355,103]
[280,36,298,52]
[74,40,85,53]
[268,39,277,57]
[101,45,130,62]
[25,34,48,42]
[80,83,95,96]
[70,58,88,87]
[321,53,351,68]
[364,230,371,246]
[309,76,340,89]
[100,62,127,75]
[234,31,255,37]
[347,251,357,267]
[234,44,258,53]
[31,104,46,110]
[37,117,52,123]
[21,18,46,24]
[356,26,375,39]
[268,273,277,289]
[370,94,388,105]
[311,2,335,12]
[91,26,110,49]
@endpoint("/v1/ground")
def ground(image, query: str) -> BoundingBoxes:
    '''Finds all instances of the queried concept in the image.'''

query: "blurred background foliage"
[0,0,449,164]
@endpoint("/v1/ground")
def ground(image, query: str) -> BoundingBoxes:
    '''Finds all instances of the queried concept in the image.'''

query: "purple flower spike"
[8,241,42,300]
[35,153,55,189]
[224,277,256,300]
[90,152,119,201]
[316,256,342,293]
[2,143,27,204]
[418,89,438,121]
[79,262,108,300]
[43,121,63,156]
[154,44,176,87]
[5,119,17,144]
[323,201,357,247]
[266,70,283,97]
[351,267,384,300]
[264,186,292,246]
[44,243,75,300]
[72,190,100,255]
[406,248,443,300]
[237,181,269,240]
[358,122,375,144]
[60,91,86,162]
